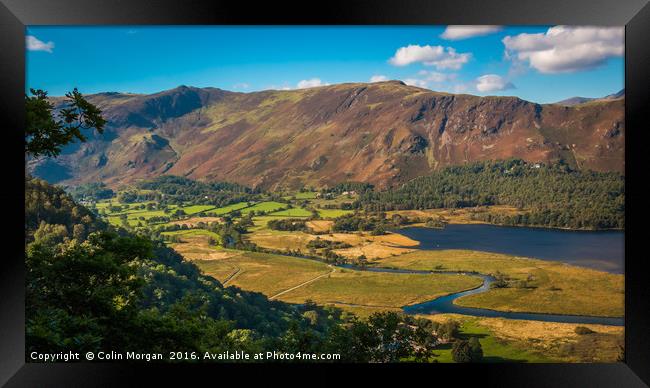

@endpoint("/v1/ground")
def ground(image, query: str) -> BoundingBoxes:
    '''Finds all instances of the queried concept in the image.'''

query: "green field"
[240,201,286,215]
[317,209,353,218]
[179,204,217,215]
[249,215,327,232]
[94,199,183,227]
[105,209,173,226]
[283,191,318,200]
[210,202,251,215]
[95,200,159,211]
[161,228,221,240]
[249,215,294,231]
[295,191,318,199]
[269,207,312,217]
[428,319,552,363]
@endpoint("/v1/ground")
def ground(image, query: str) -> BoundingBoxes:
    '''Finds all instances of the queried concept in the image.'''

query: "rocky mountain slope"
[30,81,625,190]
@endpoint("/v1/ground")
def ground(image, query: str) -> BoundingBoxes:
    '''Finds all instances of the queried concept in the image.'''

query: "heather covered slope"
[30,81,624,189]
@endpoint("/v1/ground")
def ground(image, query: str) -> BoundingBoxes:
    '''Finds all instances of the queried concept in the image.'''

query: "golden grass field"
[305,220,333,233]
[278,267,483,308]
[171,241,241,261]
[164,230,239,261]
[423,313,624,362]
[196,250,483,308]
[327,232,419,259]
[196,251,332,297]
[246,230,315,251]
[246,228,419,259]
[375,249,624,317]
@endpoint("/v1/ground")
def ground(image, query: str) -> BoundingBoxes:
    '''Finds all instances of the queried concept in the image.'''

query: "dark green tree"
[468,337,483,361]
[451,340,473,363]
[25,88,106,158]
[326,311,437,362]
[26,232,149,353]
[438,320,460,341]
[452,338,483,362]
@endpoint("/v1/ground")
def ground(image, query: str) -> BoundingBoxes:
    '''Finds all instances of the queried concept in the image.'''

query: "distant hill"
[555,89,625,106]
[29,81,625,190]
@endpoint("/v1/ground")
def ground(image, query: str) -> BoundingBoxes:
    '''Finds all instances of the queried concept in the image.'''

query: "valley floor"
[92,194,624,363]
[188,246,623,363]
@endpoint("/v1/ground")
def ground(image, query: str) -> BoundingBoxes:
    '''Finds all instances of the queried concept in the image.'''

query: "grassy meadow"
[374,250,624,317]
[196,250,483,307]
[196,251,332,296]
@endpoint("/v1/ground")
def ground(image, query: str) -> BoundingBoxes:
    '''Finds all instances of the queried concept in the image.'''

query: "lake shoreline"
[397,220,624,233]
[395,224,624,274]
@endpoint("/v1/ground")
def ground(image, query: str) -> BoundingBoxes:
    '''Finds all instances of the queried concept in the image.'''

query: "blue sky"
[26,26,624,103]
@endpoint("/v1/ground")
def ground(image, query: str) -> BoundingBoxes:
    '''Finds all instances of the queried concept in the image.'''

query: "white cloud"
[503,26,624,74]
[475,74,515,93]
[26,35,54,53]
[403,71,457,90]
[403,78,429,88]
[296,78,328,89]
[441,25,502,40]
[389,45,471,70]
[418,70,455,83]
[369,75,388,83]
[233,82,250,89]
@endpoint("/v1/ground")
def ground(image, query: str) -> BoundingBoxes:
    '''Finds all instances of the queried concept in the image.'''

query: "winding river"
[337,224,625,326]
[337,266,624,326]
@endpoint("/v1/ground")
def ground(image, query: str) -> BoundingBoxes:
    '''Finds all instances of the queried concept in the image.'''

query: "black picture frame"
[1,0,648,386]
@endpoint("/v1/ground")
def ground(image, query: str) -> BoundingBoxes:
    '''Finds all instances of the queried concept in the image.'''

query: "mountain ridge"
[30,81,625,190]
[555,89,625,106]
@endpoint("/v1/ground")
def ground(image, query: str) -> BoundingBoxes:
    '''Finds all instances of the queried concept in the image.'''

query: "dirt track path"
[222,266,242,286]
[269,266,334,300]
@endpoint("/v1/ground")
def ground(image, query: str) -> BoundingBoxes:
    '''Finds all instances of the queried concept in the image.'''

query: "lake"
[398,224,624,274]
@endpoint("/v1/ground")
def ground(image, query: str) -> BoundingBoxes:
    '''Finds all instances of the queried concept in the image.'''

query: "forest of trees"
[137,175,258,206]
[66,182,115,201]
[267,218,307,231]
[357,159,624,229]
[324,182,375,194]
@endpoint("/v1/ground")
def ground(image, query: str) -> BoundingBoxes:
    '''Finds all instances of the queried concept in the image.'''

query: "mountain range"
[555,89,625,106]
[30,81,625,190]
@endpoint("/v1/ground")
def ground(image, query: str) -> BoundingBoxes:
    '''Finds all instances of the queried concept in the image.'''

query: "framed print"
[1,0,649,386]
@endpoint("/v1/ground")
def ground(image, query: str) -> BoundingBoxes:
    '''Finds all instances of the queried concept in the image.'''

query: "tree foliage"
[357,159,624,229]
[451,338,483,362]
[137,175,256,206]
[25,88,106,158]
[267,218,307,231]
[67,182,114,201]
